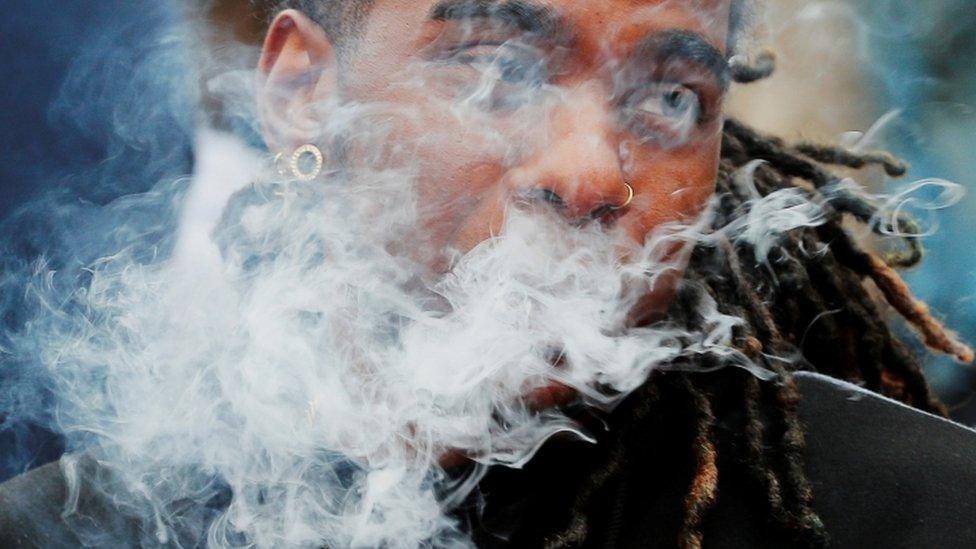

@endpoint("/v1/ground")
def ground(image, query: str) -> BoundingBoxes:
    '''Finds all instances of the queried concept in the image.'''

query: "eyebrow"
[429,0,561,38]
[635,30,731,90]
[429,3,731,88]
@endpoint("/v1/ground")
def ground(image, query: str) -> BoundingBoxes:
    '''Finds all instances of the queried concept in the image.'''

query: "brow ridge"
[429,0,560,37]
[635,30,731,90]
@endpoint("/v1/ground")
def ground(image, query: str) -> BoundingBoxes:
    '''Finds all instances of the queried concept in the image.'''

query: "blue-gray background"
[857,1,976,422]
[0,1,194,480]
[0,0,974,482]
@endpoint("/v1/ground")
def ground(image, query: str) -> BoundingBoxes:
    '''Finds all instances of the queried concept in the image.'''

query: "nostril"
[539,189,566,208]
[514,187,625,226]
[518,188,567,210]
[587,183,634,222]
[587,204,616,220]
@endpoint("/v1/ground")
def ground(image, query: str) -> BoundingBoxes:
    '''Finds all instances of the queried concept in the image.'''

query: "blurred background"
[726,0,976,424]
[1,0,974,480]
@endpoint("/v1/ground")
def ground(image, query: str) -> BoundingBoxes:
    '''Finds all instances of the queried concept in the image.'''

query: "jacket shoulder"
[795,371,976,548]
[0,460,76,548]
[0,455,143,548]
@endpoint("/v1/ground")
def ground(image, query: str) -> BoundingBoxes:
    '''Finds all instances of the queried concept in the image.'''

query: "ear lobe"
[257,9,337,152]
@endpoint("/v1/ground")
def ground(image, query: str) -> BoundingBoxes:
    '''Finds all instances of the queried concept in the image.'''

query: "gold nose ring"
[613,183,635,210]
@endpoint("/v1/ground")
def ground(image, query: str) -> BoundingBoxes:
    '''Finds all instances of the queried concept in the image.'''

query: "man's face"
[260,0,732,319]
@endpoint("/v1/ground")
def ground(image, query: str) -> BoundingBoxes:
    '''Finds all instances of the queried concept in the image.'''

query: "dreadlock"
[527,106,973,549]
[250,3,969,546]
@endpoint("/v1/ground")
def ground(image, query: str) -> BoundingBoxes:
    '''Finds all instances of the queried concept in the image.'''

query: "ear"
[257,9,337,153]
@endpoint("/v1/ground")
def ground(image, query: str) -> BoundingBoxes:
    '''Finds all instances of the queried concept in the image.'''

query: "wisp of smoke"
[15,132,742,547]
[1,4,956,549]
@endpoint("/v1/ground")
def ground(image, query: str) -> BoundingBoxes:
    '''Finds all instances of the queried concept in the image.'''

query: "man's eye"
[456,49,541,85]
[495,55,537,84]
[622,82,703,146]
[634,83,701,122]
[447,44,546,110]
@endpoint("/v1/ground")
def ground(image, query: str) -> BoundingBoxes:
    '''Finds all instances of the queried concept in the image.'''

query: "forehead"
[360,0,733,57]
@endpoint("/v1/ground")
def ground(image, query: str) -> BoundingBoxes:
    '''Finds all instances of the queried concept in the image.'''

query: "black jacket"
[2,372,975,548]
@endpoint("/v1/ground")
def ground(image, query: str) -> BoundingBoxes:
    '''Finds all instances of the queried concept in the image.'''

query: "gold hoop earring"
[288,144,324,181]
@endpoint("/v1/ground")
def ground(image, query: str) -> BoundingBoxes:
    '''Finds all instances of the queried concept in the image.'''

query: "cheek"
[350,86,512,255]
[413,159,505,245]
[623,140,719,244]
[619,140,719,324]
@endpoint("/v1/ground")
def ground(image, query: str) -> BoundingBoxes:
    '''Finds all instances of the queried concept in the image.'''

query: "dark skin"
[257,0,733,451]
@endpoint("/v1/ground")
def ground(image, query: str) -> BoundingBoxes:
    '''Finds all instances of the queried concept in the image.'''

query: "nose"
[510,84,631,222]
